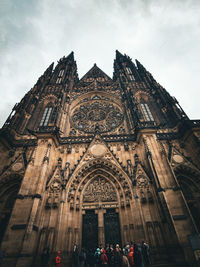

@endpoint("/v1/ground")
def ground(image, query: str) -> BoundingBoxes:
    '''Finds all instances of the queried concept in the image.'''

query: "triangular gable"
[2,153,26,176]
[70,133,125,177]
[46,165,63,189]
[79,64,112,81]
[135,163,150,180]
[171,146,200,173]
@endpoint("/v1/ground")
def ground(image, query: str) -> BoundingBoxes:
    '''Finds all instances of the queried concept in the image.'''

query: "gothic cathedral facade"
[0,51,200,267]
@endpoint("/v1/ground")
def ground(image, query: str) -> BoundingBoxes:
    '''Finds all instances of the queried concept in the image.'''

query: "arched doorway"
[0,175,22,245]
[175,166,200,232]
[81,176,121,249]
[67,158,133,249]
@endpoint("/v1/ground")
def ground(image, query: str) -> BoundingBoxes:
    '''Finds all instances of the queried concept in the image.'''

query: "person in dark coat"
[79,248,87,267]
[133,244,143,267]
[73,244,79,267]
[41,247,49,267]
[141,241,150,267]
[110,248,115,267]
[87,248,95,267]
[114,245,122,267]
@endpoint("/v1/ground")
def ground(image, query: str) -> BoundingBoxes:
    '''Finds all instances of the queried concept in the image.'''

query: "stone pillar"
[96,209,106,247]
[143,133,197,265]
[1,139,53,267]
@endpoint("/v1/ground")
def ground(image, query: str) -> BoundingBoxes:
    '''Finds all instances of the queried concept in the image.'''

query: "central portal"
[82,176,121,249]
[82,209,121,249]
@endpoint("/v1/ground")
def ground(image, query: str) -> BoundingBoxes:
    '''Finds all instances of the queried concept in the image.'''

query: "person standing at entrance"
[100,249,108,267]
[73,244,79,267]
[128,247,134,267]
[55,251,61,267]
[114,245,122,267]
[133,244,143,267]
[141,241,150,267]
[79,248,87,267]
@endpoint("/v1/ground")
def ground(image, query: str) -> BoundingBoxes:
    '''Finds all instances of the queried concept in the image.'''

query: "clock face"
[71,101,123,133]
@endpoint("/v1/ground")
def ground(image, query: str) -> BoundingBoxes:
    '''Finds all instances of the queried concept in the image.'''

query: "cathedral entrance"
[80,172,124,249]
[104,209,121,246]
[82,210,98,250]
[82,208,121,249]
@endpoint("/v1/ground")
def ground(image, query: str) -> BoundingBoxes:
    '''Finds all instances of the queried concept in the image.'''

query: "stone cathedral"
[0,51,200,267]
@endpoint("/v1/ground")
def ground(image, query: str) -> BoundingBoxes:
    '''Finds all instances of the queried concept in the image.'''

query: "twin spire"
[41,50,147,82]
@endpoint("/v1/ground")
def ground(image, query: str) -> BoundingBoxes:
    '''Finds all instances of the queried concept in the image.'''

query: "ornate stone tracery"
[83,176,117,203]
[71,101,123,133]
[67,158,133,209]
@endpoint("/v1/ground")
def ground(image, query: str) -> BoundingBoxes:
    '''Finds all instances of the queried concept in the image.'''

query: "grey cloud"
[0,0,200,126]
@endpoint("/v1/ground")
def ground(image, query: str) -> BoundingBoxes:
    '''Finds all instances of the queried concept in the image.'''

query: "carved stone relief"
[136,175,149,189]
[83,176,117,203]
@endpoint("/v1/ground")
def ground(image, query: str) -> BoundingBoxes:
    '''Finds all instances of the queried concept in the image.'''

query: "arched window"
[56,69,64,84]
[39,106,53,127]
[140,103,154,122]
[126,67,135,81]
[175,169,200,232]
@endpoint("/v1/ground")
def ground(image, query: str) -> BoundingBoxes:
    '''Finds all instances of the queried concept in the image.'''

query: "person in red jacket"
[128,247,134,267]
[100,249,108,267]
[55,251,61,267]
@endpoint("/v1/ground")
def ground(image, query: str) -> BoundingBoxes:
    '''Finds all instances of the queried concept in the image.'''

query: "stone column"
[96,208,106,248]
[143,133,197,264]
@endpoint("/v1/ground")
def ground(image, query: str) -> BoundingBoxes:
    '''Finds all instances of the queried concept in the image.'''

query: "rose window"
[71,101,123,133]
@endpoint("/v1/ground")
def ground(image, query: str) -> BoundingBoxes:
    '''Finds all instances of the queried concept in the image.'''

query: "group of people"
[73,241,150,267]
[40,241,150,267]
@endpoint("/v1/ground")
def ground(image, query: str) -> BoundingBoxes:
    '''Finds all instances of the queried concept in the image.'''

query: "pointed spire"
[135,59,146,71]
[43,62,54,77]
[116,50,124,60]
[58,51,74,64]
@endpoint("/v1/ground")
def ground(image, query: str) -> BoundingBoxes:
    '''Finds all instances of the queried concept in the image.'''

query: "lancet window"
[126,67,135,81]
[140,103,154,122]
[56,69,64,84]
[39,106,53,126]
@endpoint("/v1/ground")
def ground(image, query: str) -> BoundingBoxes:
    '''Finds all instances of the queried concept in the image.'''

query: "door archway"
[67,158,133,248]
[0,175,22,244]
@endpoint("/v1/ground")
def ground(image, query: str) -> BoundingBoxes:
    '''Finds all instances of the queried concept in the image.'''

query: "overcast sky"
[0,0,200,127]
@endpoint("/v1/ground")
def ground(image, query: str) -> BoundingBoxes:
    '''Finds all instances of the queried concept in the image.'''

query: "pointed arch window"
[39,106,53,126]
[126,67,135,81]
[140,103,154,122]
[126,67,132,74]
[129,75,135,81]
[56,69,64,84]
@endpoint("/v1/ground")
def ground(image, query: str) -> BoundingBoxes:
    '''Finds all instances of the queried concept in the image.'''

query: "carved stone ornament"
[136,176,149,189]
[83,176,117,203]
[90,144,107,157]
[50,180,61,192]
[71,101,123,133]
[173,154,184,163]
[12,162,23,171]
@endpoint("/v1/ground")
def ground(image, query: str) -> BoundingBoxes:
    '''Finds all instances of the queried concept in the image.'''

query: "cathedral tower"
[0,51,200,267]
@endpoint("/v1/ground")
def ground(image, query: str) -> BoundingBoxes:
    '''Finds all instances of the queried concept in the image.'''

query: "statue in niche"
[46,179,62,208]
[83,176,117,203]
[137,176,149,189]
